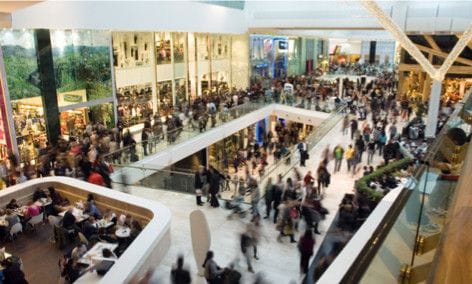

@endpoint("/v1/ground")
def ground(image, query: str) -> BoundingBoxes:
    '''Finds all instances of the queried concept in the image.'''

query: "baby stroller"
[225,181,248,219]
[225,195,247,219]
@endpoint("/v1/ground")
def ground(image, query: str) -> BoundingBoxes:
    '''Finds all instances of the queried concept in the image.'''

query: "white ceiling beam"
[437,24,472,79]
[414,44,472,67]
[362,0,438,80]
[0,12,11,28]
[424,35,441,52]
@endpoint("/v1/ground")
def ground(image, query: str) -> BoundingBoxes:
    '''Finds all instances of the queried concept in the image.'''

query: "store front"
[1,29,249,162]
[0,29,115,163]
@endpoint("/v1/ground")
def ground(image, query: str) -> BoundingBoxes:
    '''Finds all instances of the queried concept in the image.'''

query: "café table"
[78,242,118,265]
[13,207,27,217]
[35,197,52,207]
[0,219,8,227]
[96,219,114,230]
[115,227,131,238]
[0,252,13,270]
[59,207,90,223]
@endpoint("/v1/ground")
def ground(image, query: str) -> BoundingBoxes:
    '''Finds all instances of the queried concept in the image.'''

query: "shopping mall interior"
[0,1,471,283]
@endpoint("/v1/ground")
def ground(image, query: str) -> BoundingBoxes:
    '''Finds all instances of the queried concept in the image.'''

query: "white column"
[425,80,442,138]
[338,77,344,97]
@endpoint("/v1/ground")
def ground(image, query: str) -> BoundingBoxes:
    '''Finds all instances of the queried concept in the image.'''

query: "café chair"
[78,232,89,246]
[48,215,62,244]
[9,223,23,240]
[28,213,44,231]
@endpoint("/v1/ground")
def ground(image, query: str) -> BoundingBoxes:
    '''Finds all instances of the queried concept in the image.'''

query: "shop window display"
[59,107,88,139]
[172,32,186,64]
[196,34,209,61]
[0,29,47,164]
[116,84,153,127]
[89,103,115,129]
[157,81,173,116]
[11,98,47,164]
[211,71,229,93]
[175,79,187,108]
[250,35,274,81]
[50,29,113,102]
[112,32,153,68]
[155,32,172,65]
[211,35,230,60]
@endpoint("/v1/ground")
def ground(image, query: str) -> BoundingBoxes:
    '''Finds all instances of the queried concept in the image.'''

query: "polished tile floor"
[124,114,390,283]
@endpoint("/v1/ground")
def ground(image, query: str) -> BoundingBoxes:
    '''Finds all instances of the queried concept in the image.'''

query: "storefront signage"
[58,89,87,107]
[63,94,84,103]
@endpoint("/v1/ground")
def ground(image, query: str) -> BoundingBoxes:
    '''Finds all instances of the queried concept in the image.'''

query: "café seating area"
[0,177,171,283]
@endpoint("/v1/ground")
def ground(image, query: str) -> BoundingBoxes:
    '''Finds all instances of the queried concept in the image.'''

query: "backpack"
[290,207,299,219]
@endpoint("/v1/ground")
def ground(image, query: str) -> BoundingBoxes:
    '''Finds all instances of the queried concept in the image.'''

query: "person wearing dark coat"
[383,139,396,165]
[272,175,284,224]
[194,166,208,206]
[208,166,225,208]
[171,256,191,284]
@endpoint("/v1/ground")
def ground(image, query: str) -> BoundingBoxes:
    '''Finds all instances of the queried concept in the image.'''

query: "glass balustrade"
[321,91,472,284]
[103,97,343,167]
[110,104,347,203]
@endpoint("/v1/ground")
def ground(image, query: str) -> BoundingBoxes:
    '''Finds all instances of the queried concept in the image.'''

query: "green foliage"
[2,46,40,100]
[89,104,114,128]
[355,157,412,201]
[54,46,112,100]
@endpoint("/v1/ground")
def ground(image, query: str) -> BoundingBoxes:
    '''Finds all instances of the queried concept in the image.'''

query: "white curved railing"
[0,176,171,284]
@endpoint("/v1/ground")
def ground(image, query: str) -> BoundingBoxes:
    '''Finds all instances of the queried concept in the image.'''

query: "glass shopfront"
[112,32,154,128]
[249,35,289,81]
[116,84,153,127]
[0,29,248,161]
[112,32,153,69]
[51,29,113,102]
[157,80,173,115]
[51,29,115,141]
[0,29,46,163]
[155,32,172,65]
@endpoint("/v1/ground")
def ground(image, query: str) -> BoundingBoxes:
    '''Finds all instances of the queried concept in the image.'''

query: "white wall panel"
[212,59,230,72]
[231,34,249,89]
[11,1,247,33]
[114,66,154,88]
[156,64,173,82]
[174,62,186,78]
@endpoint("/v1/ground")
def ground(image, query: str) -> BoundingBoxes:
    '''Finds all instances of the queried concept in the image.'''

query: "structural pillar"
[425,80,442,138]
[422,75,432,102]
[338,77,344,97]
[34,29,60,145]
